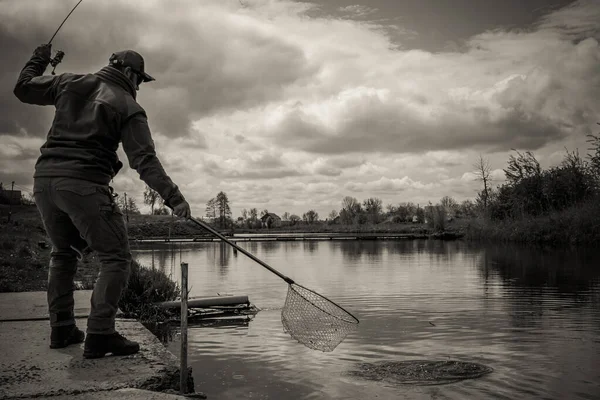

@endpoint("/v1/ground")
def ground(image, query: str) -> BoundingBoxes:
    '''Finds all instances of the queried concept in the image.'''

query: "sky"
[1,0,599,219]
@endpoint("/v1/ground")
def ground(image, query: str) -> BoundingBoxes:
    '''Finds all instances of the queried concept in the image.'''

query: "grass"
[118,260,180,323]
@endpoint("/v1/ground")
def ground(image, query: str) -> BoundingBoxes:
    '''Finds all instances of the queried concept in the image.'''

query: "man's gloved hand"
[33,44,52,63]
[173,199,191,219]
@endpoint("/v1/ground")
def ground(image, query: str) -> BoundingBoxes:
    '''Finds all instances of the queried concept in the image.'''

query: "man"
[14,44,191,358]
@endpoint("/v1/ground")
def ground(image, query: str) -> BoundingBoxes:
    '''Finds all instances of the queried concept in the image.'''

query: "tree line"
[124,125,600,235]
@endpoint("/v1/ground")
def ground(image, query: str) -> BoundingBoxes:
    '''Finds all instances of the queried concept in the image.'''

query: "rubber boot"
[50,324,85,349]
[83,332,140,359]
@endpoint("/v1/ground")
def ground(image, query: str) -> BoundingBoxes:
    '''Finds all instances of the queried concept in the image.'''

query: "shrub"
[118,260,180,323]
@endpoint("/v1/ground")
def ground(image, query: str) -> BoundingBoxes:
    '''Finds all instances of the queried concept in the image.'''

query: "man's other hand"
[173,200,191,219]
[34,44,52,62]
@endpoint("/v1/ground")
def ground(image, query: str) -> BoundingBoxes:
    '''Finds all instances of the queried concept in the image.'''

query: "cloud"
[338,5,378,18]
[345,176,436,193]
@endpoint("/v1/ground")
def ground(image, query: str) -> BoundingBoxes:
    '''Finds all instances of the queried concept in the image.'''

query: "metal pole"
[180,262,188,394]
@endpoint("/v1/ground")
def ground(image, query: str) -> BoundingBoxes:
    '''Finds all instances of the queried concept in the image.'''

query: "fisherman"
[14,44,191,358]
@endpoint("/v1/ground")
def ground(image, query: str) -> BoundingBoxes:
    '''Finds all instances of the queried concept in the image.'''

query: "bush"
[118,260,180,323]
[426,206,446,232]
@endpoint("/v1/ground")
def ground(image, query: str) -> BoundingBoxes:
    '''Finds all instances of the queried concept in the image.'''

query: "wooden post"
[180,262,189,395]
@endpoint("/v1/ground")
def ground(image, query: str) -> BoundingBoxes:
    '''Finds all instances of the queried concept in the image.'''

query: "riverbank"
[0,290,195,399]
[126,211,466,240]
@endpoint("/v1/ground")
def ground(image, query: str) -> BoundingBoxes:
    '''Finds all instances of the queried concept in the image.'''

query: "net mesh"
[281,283,359,352]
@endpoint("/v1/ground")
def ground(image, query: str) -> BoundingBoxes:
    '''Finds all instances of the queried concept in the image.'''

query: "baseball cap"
[109,50,155,82]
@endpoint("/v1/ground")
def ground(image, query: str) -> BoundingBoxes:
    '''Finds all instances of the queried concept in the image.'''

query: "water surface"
[131,240,600,400]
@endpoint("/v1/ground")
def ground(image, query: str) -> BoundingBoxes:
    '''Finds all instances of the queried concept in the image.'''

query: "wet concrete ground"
[0,291,194,399]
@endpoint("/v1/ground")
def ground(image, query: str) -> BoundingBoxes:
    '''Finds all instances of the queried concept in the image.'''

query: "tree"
[363,197,382,224]
[143,186,161,215]
[303,210,319,224]
[154,205,169,215]
[415,205,425,223]
[282,212,290,221]
[241,209,248,221]
[439,196,458,217]
[116,195,140,215]
[340,196,361,224]
[289,214,301,225]
[473,155,492,210]
[260,209,269,218]
[327,210,338,221]
[458,199,476,218]
[215,191,232,228]
[249,208,258,220]
[504,150,541,185]
[392,202,410,222]
[205,198,216,220]
[587,125,600,182]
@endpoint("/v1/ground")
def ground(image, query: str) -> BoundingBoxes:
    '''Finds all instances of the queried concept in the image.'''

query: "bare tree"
[249,208,258,220]
[143,185,161,215]
[328,209,338,221]
[206,198,216,220]
[473,155,492,210]
[303,210,319,224]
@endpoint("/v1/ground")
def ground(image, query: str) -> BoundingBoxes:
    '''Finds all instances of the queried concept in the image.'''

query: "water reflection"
[259,241,279,254]
[337,240,382,263]
[479,243,600,292]
[303,240,318,253]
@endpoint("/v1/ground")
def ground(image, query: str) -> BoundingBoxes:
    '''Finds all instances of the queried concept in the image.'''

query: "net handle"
[187,217,295,285]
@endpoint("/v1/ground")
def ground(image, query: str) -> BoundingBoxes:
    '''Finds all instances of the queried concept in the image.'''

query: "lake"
[131,239,600,400]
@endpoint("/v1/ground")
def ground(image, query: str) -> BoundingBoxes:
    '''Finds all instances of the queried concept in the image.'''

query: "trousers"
[33,177,131,334]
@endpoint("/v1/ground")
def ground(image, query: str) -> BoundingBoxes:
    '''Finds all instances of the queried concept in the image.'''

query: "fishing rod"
[47,0,85,75]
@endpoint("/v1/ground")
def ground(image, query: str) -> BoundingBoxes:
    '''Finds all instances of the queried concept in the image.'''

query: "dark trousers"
[33,177,131,334]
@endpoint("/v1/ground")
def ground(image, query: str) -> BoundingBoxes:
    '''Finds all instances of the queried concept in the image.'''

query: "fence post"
[180,262,189,394]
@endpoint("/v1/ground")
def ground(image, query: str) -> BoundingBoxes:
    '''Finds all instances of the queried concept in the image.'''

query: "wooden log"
[157,295,250,309]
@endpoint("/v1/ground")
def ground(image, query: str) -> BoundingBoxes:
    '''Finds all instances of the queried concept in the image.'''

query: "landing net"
[281,283,359,352]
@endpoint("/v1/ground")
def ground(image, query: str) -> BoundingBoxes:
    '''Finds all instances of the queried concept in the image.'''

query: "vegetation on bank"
[464,129,600,245]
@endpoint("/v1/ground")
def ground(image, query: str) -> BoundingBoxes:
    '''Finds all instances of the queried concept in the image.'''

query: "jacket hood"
[95,66,137,99]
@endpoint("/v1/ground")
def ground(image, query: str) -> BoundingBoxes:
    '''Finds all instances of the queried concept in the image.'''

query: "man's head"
[108,50,154,91]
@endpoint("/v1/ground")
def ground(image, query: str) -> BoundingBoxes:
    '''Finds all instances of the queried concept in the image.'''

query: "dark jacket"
[13,52,185,208]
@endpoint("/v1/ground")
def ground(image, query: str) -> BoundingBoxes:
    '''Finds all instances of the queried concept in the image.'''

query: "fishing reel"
[50,50,65,75]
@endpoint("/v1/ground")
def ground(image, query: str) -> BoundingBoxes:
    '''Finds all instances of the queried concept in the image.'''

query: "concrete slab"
[0,319,182,399]
[29,388,189,399]
[0,291,93,322]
